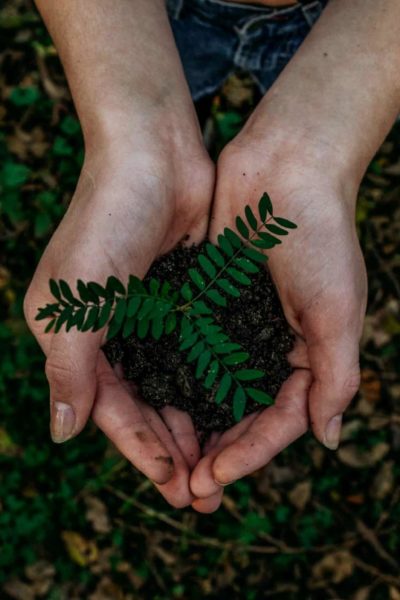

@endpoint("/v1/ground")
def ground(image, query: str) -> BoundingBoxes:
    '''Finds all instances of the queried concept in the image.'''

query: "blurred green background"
[1,2,399,599]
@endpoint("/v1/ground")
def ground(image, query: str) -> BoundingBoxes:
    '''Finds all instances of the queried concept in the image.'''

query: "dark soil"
[104,243,294,433]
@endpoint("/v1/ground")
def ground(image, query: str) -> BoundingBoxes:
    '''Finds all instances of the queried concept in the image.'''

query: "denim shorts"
[166,0,329,101]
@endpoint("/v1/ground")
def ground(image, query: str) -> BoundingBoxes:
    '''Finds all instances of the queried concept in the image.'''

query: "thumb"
[45,329,101,443]
[307,333,361,450]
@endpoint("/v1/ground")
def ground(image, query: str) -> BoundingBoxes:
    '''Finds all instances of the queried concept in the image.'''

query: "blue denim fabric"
[166,0,329,100]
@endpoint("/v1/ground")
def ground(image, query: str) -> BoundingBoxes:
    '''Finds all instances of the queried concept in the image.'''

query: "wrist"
[227,117,361,206]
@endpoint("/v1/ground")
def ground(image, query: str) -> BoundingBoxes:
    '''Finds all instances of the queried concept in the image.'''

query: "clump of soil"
[104,243,294,433]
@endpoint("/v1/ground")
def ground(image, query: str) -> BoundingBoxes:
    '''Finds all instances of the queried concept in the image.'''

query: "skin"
[25,0,400,513]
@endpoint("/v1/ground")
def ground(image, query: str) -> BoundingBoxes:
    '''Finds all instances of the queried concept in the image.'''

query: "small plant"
[36,193,296,421]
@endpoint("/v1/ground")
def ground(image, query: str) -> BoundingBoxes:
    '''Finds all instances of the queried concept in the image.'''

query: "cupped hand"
[189,137,367,511]
[24,137,214,508]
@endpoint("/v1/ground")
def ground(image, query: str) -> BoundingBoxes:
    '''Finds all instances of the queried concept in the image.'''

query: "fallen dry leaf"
[338,442,390,468]
[352,586,371,600]
[2,579,35,600]
[0,427,19,457]
[84,496,111,534]
[88,576,125,600]
[370,460,395,500]
[360,369,382,405]
[288,480,311,511]
[390,586,400,600]
[61,531,98,567]
[311,550,354,585]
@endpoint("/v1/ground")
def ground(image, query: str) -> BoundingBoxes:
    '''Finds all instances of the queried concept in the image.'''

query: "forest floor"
[1,2,399,599]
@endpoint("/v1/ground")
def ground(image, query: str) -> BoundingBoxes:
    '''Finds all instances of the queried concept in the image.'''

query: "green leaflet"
[227,267,251,286]
[181,282,193,301]
[233,387,247,421]
[179,332,198,352]
[242,247,268,264]
[217,279,240,298]
[137,318,150,339]
[127,296,141,318]
[223,352,249,366]
[151,317,164,341]
[206,243,225,267]
[266,223,288,236]
[196,351,211,378]
[81,305,99,332]
[235,216,250,239]
[59,280,78,305]
[165,312,177,335]
[204,360,219,388]
[217,234,233,257]
[273,216,297,229]
[189,268,206,291]
[198,254,217,278]
[224,228,242,249]
[128,274,146,295]
[187,341,205,363]
[77,279,96,303]
[88,281,109,299]
[259,192,273,221]
[123,316,136,339]
[114,298,127,324]
[246,388,274,405]
[234,257,259,274]
[54,307,73,333]
[244,205,258,231]
[106,275,125,296]
[49,279,61,301]
[97,300,113,328]
[235,369,264,381]
[215,373,232,404]
[137,297,155,320]
[206,289,227,307]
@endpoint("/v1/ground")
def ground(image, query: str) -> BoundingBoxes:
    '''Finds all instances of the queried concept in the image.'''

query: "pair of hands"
[24,108,367,513]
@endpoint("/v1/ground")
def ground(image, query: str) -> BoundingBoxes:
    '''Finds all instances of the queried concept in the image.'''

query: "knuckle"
[96,367,118,391]
[344,369,361,398]
[45,357,79,399]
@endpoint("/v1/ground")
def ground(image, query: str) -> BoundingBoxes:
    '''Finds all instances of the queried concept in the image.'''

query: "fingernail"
[214,478,236,487]
[323,414,342,450]
[51,402,75,443]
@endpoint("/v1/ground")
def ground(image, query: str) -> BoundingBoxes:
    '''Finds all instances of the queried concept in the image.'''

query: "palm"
[25,157,213,506]
[189,176,367,511]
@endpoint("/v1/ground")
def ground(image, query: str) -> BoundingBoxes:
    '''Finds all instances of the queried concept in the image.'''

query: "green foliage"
[36,194,296,420]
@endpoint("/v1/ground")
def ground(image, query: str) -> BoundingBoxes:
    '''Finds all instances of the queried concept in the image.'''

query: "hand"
[189,131,367,511]
[24,133,214,508]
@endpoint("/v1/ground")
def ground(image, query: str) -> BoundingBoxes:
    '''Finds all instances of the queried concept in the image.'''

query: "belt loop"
[166,0,184,19]
[300,1,322,27]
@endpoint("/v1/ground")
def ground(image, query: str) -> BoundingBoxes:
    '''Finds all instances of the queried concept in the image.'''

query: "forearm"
[34,0,200,149]
[243,0,400,187]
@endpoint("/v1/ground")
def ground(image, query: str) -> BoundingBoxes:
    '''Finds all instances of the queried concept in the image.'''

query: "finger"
[159,406,201,470]
[190,412,260,499]
[92,353,174,485]
[45,328,101,443]
[202,431,222,454]
[307,334,360,450]
[191,490,224,514]
[137,402,196,508]
[211,369,312,485]
[113,365,195,506]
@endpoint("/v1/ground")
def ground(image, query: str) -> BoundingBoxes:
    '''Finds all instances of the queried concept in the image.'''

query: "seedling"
[36,193,296,421]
